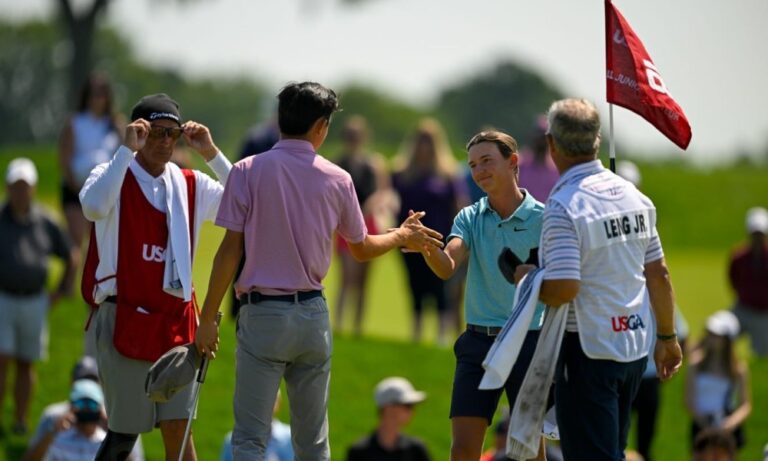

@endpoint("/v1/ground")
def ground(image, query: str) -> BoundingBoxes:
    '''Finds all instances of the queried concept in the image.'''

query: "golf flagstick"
[179,310,223,461]
[609,103,616,173]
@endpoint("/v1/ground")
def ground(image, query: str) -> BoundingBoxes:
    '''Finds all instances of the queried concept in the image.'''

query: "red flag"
[605,0,692,150]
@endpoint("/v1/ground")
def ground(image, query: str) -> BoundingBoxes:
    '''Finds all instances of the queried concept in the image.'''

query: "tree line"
[0,18,563,156]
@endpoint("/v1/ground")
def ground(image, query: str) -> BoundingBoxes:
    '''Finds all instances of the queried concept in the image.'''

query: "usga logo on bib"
[611,315,645,332]
[142,244,166,262]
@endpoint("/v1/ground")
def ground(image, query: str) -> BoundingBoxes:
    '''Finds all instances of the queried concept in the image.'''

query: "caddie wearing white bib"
[514,99,683,461]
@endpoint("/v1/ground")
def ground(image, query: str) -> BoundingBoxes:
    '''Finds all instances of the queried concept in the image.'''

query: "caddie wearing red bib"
[79,93,232,461]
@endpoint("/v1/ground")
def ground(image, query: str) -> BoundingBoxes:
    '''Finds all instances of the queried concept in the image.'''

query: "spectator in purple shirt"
[517,115,559,202]
[392,118,469,345]
[195,82,443,460]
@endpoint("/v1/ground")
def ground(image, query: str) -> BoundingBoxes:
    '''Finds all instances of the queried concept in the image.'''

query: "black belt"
[467,323,502,337]
[239,290,323,305]
[104,296,118,304]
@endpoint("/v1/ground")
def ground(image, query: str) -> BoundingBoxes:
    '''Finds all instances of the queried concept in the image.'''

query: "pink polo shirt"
[216,139,367,295]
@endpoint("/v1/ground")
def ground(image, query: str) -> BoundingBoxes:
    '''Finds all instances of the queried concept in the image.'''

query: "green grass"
[0,147,766,460]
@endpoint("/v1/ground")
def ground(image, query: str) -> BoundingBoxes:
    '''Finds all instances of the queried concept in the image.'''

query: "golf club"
[178,310,222,461]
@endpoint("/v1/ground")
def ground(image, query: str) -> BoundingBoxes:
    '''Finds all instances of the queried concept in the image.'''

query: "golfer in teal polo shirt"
[419,129,545,461]
[456,192,544,329]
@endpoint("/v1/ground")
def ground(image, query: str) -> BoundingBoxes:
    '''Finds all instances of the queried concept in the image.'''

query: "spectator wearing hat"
[0,158,77,436]
[25,357,144,461]
[79,93,232,460]
[686,311,751,453]
[26,379,107,460]
[728,206,768,356]
[346,377,431,461]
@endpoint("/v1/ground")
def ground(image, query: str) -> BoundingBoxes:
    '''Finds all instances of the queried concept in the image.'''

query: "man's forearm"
[539,279,580,307]
[646,262,676,335]
[200,235,243,322]
[22,430,56,461]
[349,231,405,262]
[422,248,455,280]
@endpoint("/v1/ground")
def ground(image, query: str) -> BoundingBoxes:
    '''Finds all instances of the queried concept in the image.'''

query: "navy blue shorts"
[450,329,541,424]
[556,332,647,461]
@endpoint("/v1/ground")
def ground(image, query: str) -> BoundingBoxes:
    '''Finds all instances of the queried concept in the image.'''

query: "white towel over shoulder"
[479,268,545,390]
[161,162,193,301]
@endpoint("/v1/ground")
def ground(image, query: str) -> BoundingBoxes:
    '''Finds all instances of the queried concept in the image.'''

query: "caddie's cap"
[374,377,426,407]
[745,207,768,234]
[705,310,740,339]
[70,379,104,406]
[5,158,38,186]
[72,356,99,382]
[131,93,182,126]
[145,343,201,402]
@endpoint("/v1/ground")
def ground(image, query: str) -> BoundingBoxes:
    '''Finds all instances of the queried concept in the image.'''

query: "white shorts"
[93,302,195,434]
[0,291,48,361]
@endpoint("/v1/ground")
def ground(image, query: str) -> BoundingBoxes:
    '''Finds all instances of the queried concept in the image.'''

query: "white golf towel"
[506,300,569,459]
[479,268,545,390]
[161,162,194,301]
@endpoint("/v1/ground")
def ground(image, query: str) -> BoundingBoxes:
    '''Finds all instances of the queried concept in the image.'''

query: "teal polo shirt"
[449,190,545,329]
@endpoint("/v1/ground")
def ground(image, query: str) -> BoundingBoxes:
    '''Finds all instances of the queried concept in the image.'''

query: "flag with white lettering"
[605,0,692,150]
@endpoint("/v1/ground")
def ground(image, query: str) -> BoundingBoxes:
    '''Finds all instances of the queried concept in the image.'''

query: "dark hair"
[77,72,114,114]
[466,130,518,159]
[76,72,118,132]
[693,429,736,459]
[277,82,339,136]
[697,332,740,380]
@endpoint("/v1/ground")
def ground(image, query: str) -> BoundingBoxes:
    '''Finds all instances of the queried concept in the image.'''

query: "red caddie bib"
[111,169,197,362]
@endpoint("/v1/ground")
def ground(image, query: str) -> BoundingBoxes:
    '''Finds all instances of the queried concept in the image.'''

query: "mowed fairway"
[0,149,766,460]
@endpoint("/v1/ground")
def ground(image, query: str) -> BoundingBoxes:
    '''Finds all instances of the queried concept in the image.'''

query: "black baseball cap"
[130,93,182,126]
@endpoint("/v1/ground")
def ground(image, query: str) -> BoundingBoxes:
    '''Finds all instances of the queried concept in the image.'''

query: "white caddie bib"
[550,170,656,361]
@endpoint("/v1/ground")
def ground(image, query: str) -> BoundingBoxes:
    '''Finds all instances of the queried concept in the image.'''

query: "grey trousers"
[232,296,332,461]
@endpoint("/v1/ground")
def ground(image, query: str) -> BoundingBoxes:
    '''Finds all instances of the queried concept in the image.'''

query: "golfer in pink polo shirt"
[195,82,443,461]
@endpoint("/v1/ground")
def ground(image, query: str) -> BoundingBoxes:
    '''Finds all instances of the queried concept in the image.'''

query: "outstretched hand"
[399,210,444,255]
[183,121,219,161]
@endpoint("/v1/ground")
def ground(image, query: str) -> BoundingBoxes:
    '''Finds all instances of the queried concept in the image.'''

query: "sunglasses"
[149,125,184,140]
[72,398,101,412]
